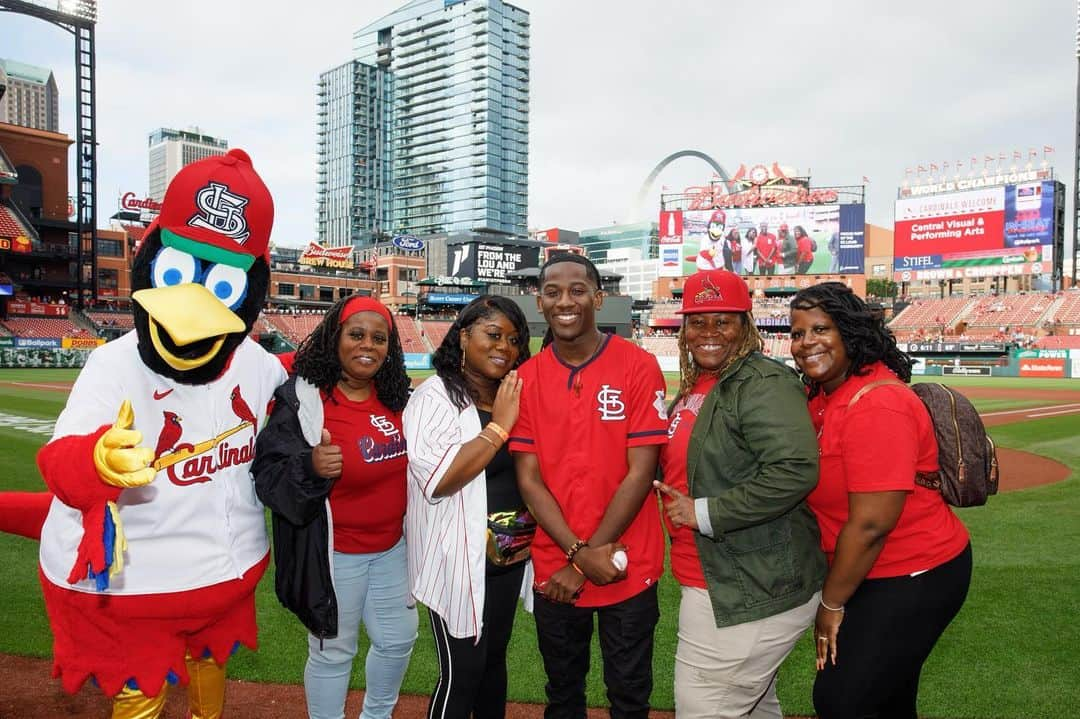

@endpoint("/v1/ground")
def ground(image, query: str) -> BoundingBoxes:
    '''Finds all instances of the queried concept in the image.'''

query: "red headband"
[340,296,393,329]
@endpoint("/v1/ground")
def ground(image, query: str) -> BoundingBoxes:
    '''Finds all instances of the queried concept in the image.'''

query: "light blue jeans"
[305,537,418,719]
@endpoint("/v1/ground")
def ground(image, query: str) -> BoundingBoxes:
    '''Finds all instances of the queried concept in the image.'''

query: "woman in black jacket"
[253,295,416,719]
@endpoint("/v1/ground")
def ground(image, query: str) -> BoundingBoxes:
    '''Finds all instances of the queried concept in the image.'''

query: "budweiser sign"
[299,242,355,270]
[686,184,838,211]
[120,192,163,213]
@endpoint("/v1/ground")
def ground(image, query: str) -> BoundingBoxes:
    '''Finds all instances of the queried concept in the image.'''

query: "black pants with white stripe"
[813,543,972,719]
[427,562,526,719]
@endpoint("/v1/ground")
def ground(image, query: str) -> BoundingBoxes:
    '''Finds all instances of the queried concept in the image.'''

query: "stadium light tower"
[0,0,98,308]
[1074,0,1079,285]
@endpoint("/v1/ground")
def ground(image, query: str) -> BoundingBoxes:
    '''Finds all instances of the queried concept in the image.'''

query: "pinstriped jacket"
[403,375,532,641]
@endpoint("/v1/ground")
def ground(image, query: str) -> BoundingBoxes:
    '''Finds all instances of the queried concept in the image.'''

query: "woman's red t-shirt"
[658,374,717,588]
[322,386,408,554]
[806,363,969,578]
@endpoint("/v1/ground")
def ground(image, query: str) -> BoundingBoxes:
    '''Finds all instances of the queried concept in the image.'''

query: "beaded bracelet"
[486,422,509,442]
[565,539,588,563]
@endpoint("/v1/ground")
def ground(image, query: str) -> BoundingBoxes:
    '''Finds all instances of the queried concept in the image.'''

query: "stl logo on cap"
[188,182,250,242]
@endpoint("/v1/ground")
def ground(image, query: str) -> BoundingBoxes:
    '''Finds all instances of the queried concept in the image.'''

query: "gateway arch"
[633,150,732,219]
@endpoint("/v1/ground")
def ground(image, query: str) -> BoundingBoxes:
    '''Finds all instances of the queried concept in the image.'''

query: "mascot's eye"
[201,263,248,310]
[151,247,199,288]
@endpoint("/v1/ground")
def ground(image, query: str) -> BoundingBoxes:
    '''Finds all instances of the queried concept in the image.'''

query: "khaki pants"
[674,587,818,719]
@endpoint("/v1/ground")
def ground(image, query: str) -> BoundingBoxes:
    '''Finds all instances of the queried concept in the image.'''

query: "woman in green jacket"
[654,269,826,719]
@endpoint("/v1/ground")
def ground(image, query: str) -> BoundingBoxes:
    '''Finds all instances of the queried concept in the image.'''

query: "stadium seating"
[1049,292,1080,326]
[393,316,428,353]
[2,317,92,338]
[0,204,29,242]
[962,294,1053,330]
[1033,335,1080,349]
[889,297,974,330]
[85,311,135,331]
[264,313,325,346]
[641,336,679,357]
[421,320,453,350]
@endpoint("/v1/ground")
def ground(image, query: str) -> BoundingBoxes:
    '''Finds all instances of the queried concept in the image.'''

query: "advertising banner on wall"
[893,181,1055,281]
[659,211,683,245]
[424,293,481,305]
[1018,357,1065,378]
[676,204,864,276]
[447,243,540,285]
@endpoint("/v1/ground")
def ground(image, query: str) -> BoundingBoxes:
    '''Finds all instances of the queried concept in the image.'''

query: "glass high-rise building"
[316,61,392,248]
[317,0,529,248]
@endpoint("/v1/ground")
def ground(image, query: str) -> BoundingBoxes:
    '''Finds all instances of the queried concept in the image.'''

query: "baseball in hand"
[611,550,628,571]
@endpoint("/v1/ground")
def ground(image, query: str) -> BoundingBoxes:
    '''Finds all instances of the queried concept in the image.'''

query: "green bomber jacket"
[679,351,827,627]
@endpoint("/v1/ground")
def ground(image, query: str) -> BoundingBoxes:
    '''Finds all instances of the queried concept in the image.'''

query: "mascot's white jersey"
[39,332,286,595]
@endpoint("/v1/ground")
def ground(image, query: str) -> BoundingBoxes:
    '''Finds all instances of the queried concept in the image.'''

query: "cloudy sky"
[1,0,1074,254]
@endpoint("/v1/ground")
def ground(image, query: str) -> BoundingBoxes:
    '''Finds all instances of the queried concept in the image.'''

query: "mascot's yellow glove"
[93,400,156,489]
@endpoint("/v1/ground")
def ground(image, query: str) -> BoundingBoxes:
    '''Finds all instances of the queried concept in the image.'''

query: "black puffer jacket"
[252,376,338,639]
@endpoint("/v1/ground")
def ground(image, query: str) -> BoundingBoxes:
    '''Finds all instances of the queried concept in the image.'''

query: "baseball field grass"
[0,369,1077,717]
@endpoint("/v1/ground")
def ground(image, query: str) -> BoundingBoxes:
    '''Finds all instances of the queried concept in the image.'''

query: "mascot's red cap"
[156,148,273,270]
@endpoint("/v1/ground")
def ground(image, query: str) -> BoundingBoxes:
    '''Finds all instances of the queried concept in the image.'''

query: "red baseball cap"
[157,148,273,270]
[677,269,752,314]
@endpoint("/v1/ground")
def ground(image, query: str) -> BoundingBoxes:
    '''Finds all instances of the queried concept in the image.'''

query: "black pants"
[533,584,659,719]
[814,543,972,719]
[427,562,526,719]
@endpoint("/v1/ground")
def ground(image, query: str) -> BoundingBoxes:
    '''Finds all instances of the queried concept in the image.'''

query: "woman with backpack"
[788,282,971,719]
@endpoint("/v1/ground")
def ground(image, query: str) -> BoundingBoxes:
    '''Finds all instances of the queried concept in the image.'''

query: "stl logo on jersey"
[153,385,258,486]
[596,384,626,421]
[360,414,406,463]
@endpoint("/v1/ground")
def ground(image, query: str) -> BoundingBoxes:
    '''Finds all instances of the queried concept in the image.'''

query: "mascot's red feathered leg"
[0,491,53,540]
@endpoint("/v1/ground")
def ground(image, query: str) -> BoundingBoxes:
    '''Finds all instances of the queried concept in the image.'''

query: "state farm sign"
[1019,358,1064,378]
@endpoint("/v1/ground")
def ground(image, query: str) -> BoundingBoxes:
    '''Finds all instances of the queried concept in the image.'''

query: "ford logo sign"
[392,235,424,251]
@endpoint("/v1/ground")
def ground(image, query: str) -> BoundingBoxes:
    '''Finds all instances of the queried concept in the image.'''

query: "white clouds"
[0,0,1073,249]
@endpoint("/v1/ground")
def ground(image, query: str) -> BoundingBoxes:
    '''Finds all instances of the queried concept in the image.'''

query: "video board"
[893,181,1055,282]
[658,205,865,277]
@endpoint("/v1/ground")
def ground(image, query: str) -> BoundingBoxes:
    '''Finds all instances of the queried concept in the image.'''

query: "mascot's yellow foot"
[111,683,168,719]
[185,653,226,719]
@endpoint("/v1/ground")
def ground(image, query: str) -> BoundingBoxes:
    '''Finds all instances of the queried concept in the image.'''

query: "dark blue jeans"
[533,584,659,719]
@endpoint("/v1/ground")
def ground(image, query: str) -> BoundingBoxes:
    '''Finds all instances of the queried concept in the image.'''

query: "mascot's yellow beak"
[132,284,246,371]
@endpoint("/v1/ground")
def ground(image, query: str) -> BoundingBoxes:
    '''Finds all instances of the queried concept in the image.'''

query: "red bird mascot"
[1,149,286,718]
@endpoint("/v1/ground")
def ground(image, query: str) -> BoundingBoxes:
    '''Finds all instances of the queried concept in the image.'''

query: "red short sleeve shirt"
[509,334,669,607]
[806,363,969,578]
[323,387,408,554]
[658,374,716,589]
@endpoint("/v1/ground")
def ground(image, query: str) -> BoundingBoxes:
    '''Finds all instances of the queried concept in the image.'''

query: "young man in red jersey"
[509,253,668,719]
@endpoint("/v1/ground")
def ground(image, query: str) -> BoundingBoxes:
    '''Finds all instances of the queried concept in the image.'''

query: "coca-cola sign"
[120,192,163,214]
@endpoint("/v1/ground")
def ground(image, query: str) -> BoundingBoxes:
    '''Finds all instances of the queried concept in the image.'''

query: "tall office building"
[317,0,529,248]
[0,58,59,132]
[147,127,228,200]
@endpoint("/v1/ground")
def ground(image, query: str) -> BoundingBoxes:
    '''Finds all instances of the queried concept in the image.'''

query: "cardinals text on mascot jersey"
[39,333,285,594]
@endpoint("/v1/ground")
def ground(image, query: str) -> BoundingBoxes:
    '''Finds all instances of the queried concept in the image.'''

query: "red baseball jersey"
[509,334,668,607]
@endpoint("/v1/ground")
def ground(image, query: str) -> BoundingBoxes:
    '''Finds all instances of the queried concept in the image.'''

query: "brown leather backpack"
[848,380,1000,507]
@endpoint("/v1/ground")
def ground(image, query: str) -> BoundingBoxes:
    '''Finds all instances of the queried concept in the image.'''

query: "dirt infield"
[0,653,672,719]
[0,383,1071,718]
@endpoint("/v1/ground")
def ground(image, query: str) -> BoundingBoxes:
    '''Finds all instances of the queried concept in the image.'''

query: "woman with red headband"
[254,294,417,719]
